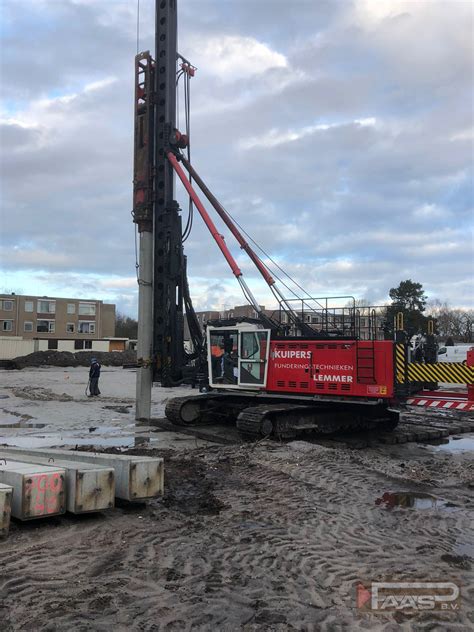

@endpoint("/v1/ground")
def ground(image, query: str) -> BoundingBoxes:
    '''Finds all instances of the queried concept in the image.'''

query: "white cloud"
[190,35,287,81]
[97,277,137,290]
[239,117,377,150]
[413,203,449,220]
[450,127,474,141]
[354,0,411,25]
[351,0,473,89]
[3,247,72,267]
[83,77,117,93]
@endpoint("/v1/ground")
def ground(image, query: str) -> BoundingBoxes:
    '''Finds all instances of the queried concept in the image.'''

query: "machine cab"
[207,323,271,390]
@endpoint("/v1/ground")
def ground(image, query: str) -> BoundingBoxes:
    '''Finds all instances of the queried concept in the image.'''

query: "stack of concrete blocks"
[1,448,164,501]
[0,448,164,536]
[0,453,116,515]
[0,482,13,537]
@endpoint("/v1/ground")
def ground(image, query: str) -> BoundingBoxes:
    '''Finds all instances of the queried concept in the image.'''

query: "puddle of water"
[0,422,47,429]
[0,412,45,428]
[375,491,456,511]
[84,425,125,434]
[455,540,474,558]
[432,434,474,453]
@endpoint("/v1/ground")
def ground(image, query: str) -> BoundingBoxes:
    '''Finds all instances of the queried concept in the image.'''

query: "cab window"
[209,329,238,384]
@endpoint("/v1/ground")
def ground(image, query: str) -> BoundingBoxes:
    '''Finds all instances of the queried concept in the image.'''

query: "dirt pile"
[10,386,74,401]
[1,350,137,370]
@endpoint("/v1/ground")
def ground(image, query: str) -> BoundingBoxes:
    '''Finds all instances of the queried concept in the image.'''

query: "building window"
[25,301,33,312]
[37,300,55,314]
[67,303,75,314]
[37,320,55,333]
[79,302,96,316]
[78,321,95,334]
[48,339,58,350]
[24,321,33,332]
[75,339,94,350]
[2,320,13,332]
[66,323,75,333]
[1,300,14,311]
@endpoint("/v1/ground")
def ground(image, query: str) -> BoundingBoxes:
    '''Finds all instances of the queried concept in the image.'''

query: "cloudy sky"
[1,0,473,316]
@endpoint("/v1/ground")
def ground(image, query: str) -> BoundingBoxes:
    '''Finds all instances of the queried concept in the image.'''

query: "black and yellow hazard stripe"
[395,343,407,384]
[407,362,474,384]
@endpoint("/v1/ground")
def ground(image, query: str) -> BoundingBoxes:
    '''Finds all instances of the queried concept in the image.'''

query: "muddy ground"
[0,367,473,631]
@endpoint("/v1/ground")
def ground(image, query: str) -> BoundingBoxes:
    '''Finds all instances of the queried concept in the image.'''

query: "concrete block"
[0,461,66,520]
[1,448,164,501]
[0,483,13,537]
[0,452,115,514]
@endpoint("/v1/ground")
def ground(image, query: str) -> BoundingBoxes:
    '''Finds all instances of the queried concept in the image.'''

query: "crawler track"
[165,396,203,426]
[165,393,399,440]
[235,403,395,440]
[160,398,473,448]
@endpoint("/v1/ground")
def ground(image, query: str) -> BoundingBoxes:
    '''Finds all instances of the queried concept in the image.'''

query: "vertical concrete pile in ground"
[0,461,66,520]
[0,448,164,501]
[0,452,115,514]
[0,482,13,536]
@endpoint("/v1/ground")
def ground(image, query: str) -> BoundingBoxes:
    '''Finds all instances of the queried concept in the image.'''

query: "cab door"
[238,329,271,387]
[208,328,239,387]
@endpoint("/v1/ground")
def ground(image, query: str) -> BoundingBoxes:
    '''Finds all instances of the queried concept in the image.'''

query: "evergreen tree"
[383,279,430,338]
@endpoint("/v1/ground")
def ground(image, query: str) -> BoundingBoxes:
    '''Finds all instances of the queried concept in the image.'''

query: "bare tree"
[115,312,138,339]
[426,300,474,342]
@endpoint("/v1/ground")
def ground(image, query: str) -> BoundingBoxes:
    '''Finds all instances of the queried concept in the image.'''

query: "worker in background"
[88,357,101,397]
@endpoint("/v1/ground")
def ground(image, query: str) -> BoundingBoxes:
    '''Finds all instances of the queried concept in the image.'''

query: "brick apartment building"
[0,294,116,350]
[184,304,266,340]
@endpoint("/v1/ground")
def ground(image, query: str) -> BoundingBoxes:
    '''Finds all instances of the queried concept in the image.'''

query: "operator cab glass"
[207,326,270,389]
[239,330,268,386]
[209,329,238,384]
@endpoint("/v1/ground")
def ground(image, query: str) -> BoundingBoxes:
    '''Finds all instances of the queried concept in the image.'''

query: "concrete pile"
[0,448,164,538]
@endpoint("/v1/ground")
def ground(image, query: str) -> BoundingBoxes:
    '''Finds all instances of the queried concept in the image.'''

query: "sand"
[0,367,473,631]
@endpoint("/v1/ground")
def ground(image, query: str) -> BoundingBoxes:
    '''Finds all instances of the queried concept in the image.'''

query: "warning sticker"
[367,385,387,395]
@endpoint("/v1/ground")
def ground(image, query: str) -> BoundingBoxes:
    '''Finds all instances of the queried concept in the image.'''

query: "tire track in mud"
[1,443,472,631]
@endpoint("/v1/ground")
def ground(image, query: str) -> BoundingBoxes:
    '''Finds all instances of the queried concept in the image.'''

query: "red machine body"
[207,324,396,402]
[266,339,394,399]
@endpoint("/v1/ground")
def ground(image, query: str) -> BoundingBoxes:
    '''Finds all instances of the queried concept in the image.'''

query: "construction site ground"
[0,366,473,631]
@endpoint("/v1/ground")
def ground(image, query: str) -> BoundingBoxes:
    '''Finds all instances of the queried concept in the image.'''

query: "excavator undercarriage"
[165,393,399,440]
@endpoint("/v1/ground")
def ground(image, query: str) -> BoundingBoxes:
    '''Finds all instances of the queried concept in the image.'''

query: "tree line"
[115,312,138,339]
